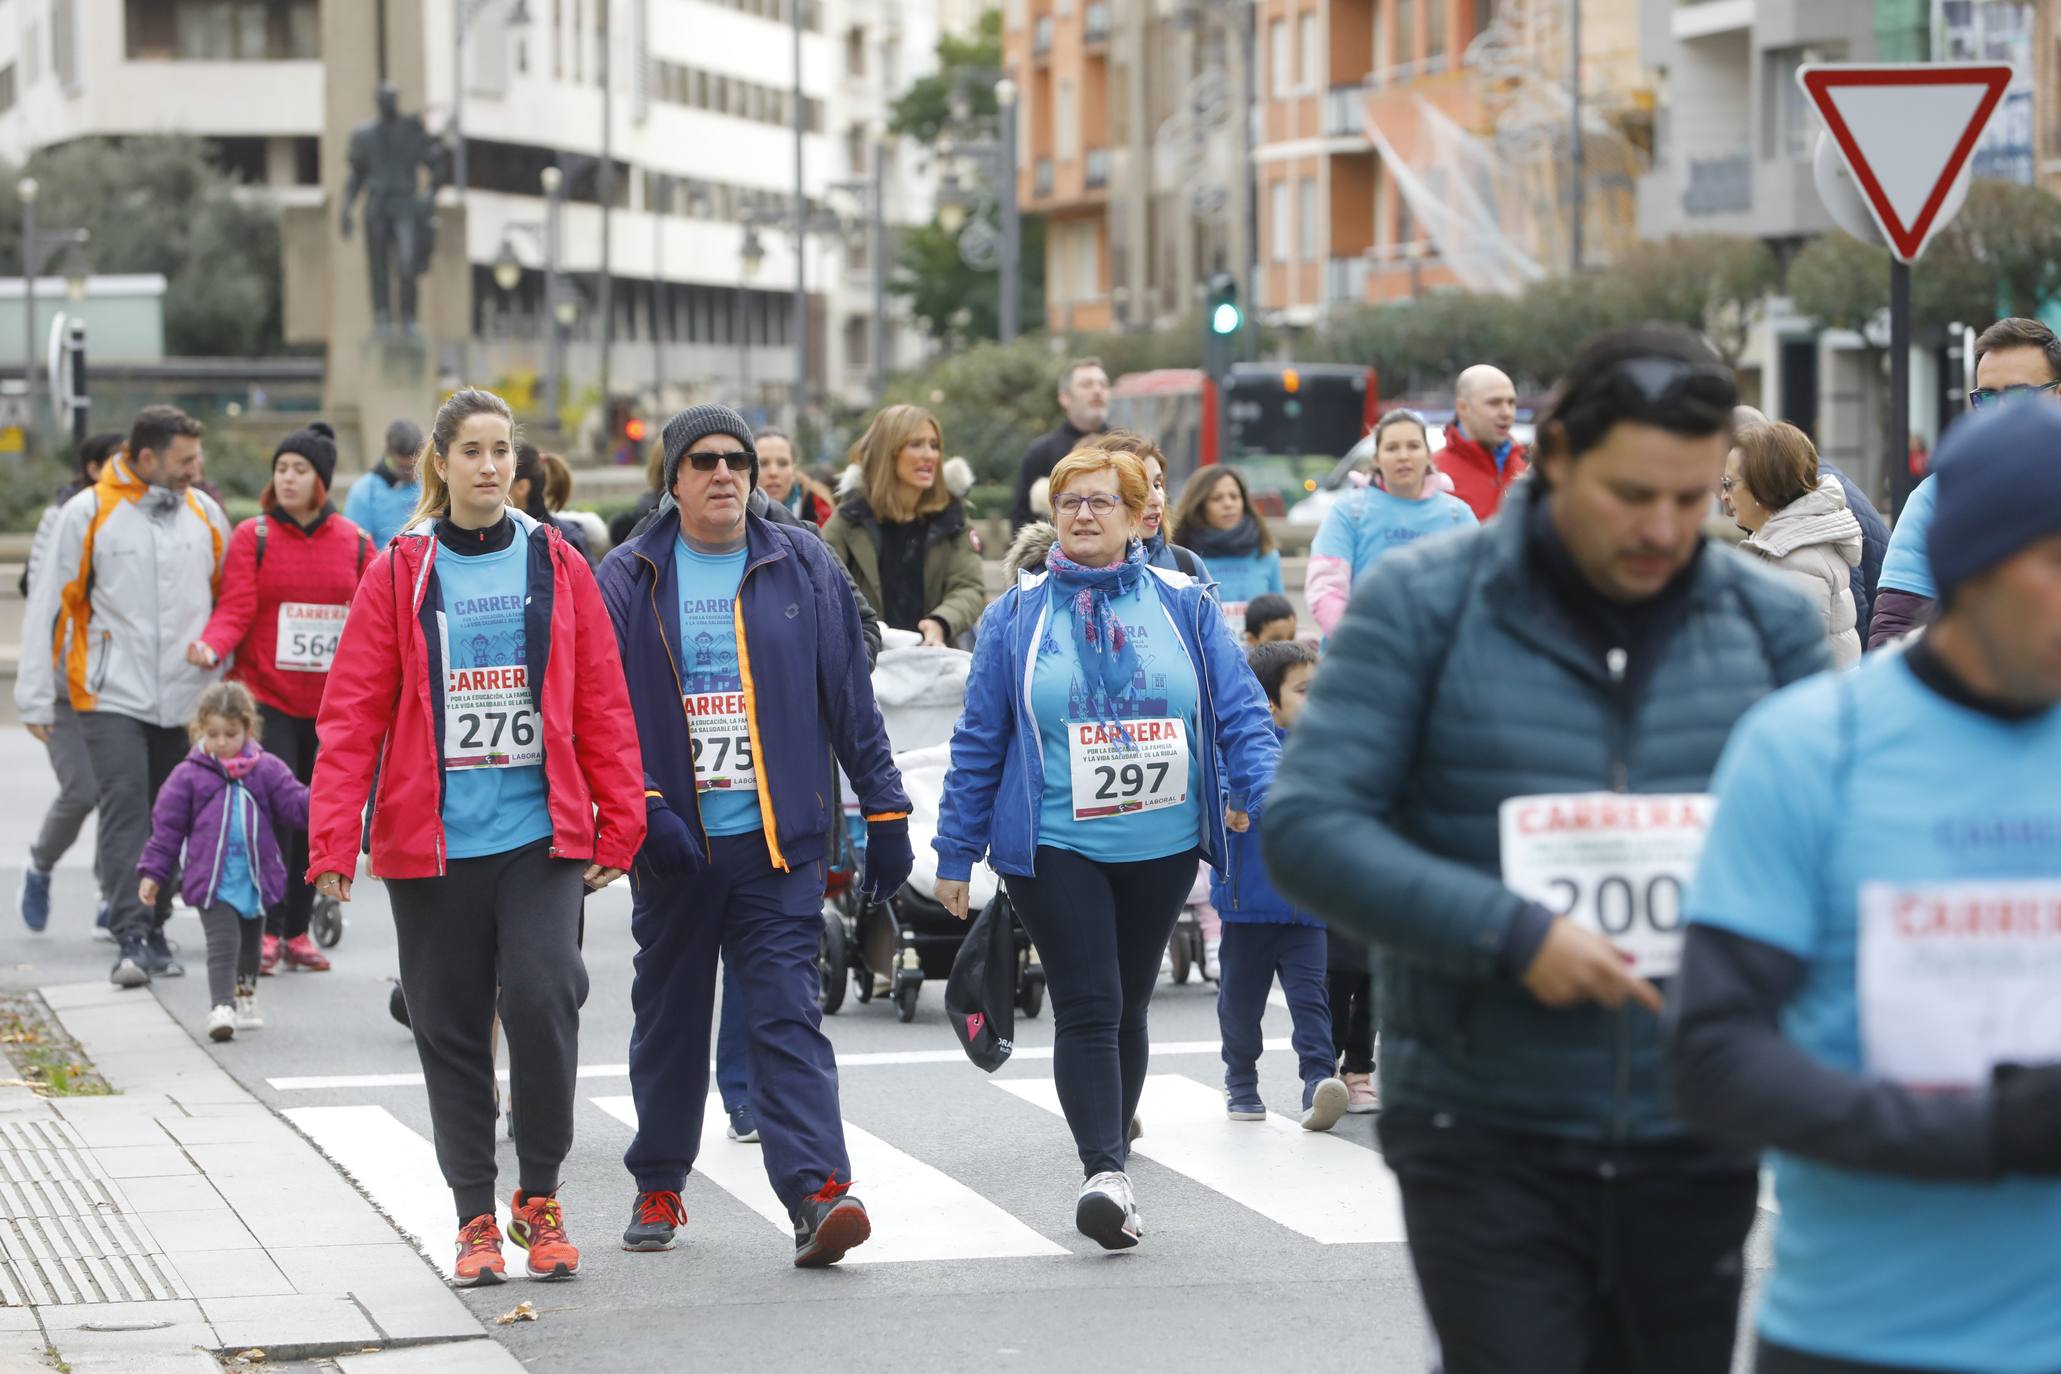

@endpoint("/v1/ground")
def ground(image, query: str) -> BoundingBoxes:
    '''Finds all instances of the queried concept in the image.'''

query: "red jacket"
[305,511,647,882]
[1440,428,1529,521]
[200,509,373,719]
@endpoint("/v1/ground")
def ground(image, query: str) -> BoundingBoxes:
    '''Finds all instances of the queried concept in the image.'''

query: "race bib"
[275,602,347,673]
[685,691,756,792]
[438,613,542,770]
[1066,718,1189,822]
[1218,599,1249,632]
[1859,881,2061,1088]
[1497,793,1712,978]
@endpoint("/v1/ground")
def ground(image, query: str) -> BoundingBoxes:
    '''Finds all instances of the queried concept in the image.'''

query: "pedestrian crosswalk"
[283,1070,1400,1273]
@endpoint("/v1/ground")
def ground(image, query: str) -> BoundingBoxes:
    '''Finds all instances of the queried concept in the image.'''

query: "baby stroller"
[816,643,1046,1023]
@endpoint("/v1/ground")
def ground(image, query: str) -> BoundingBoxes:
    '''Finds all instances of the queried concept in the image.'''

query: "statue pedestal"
[342,336,436,471]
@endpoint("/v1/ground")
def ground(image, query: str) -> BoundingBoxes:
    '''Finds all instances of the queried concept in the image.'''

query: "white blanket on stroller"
[894,741,999,910]
[872,645,971,754]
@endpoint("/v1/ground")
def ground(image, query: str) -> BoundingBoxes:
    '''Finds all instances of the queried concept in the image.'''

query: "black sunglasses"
[1607,357,1737,410]
[686,450,752,473]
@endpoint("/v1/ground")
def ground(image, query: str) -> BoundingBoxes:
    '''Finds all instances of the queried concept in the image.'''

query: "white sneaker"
[1300,1076,1349,1133]
[1075,1171,1140,1251]
[206,1004,236,1042]
[1202,937,1221,982]
[234,994,263,1031]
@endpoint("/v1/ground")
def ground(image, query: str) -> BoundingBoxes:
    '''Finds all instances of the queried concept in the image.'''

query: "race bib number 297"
[1497,793,1713,979]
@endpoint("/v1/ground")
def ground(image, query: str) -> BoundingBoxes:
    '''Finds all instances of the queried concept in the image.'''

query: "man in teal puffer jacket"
[1267,325,1832,1374]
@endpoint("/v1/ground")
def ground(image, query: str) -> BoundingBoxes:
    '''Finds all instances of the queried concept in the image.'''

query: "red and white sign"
[1798,63,2014,263]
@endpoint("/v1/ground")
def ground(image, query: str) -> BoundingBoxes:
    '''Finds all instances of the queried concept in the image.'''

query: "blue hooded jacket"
[596,505,909,873]
[934,561,1280,882]
[1209,726,1321,927]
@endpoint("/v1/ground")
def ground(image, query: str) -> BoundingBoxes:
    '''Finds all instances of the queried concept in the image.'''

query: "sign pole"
[1889,258,1911,520]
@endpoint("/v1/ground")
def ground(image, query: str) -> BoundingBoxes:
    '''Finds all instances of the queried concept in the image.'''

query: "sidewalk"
[0,981,521,1373]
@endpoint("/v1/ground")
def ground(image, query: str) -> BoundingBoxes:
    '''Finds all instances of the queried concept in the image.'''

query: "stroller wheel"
[817,908,848,1014]
[311,895,344,949]
[1017,972,1045,1019]
[894,978,920,1023]
[1169,931,1193,985]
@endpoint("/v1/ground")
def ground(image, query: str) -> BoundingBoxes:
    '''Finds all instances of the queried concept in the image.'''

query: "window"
[573,0,585,83]
[1298,12,1317,92]
[553,0,563,78]
[1057,79,1077,160]
[1427,0,1445,61]
[0,65,16,116]
[1270,180,1290,263]
[845,25,866,77]
[53,0,78,89]
[1005,0,1026,29]
[844,316,869,369]
[1269,18,1289,97]
[1395,0,1413,66]
[845,123,867,175]
[1299,176,1319,260]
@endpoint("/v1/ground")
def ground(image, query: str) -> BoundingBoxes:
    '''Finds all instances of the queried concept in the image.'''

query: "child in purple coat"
[138,682,309,1041]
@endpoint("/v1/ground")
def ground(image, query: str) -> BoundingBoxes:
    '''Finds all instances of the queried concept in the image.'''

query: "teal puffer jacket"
[1265,478,1831,1143]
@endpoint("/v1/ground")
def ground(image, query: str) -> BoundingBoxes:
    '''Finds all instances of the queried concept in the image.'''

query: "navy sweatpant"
[623,833,849,1212]
[1216,922,1334,1099]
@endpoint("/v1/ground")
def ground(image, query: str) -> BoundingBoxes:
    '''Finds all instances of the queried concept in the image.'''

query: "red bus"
[1106,362,1380,515]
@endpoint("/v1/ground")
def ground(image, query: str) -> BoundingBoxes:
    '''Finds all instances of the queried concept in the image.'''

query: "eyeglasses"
[1719,476,1736,492]
[1968,380,2061,410]
[686,450,752,473]
[1055,492,1123,517]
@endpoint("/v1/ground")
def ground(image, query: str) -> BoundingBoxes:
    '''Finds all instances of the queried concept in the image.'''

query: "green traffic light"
[1211,302,1242,334]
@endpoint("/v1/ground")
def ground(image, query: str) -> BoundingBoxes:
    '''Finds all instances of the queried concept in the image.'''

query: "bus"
[1105,362,1380,515]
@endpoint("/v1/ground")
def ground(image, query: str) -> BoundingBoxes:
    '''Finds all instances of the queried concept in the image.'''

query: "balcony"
[1032,16,1052,59]
[1034,158,1055,198]
[1084,2,1112,44]
[1323,84,1372,139]
[1084,148,1110,189]
[1681,153,1752,215]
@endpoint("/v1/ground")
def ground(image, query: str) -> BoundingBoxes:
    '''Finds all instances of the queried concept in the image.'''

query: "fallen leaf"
[237,1350,267,1363]
[495,1300,537,1325]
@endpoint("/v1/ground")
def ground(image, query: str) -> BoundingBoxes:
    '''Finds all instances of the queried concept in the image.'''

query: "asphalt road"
[0,729,1773,1374]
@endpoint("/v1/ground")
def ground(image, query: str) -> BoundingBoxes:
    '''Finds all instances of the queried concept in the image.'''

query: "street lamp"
[553,295,580,329]
[18,175,92,393]
[491,240,523,293]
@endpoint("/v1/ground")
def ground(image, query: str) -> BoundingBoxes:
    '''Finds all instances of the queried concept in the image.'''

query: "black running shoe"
[622,1190,685,1252]
[792,1177,870,1268]
[110,940,150,989]
[143,928,184,978]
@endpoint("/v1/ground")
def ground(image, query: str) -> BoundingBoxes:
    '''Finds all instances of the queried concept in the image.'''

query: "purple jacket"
[138,745,309,912]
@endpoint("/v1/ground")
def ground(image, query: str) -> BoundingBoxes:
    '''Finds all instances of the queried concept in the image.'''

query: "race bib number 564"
[1498,793,1713,978]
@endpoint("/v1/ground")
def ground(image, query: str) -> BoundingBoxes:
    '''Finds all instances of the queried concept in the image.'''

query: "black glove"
[640,795,706,878]
[861,817,914,901]
[1993,1063,2061,1174]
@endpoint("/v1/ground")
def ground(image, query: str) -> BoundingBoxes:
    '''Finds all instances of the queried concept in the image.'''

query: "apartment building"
[0,0,952,412]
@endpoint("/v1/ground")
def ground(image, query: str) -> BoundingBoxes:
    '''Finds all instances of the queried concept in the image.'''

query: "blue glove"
[860,817,914,901]
[640,795,706,878]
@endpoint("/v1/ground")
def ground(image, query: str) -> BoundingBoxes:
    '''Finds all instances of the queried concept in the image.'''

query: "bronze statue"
[340,83,447,336]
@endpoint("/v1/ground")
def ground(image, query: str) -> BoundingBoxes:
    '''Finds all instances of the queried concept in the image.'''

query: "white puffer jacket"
[1740,475,1865,668]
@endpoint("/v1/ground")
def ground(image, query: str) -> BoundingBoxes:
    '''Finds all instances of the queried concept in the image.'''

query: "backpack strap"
[254,513,267,573]
[356,529,372,576]
[1171,544,1200,578]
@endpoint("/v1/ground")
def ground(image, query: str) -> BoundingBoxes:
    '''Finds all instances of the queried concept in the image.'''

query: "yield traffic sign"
[1798,63,2014,264]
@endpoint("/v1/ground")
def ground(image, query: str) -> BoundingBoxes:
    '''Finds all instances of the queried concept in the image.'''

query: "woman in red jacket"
[307,387,645,1289]
[190,422,371,975]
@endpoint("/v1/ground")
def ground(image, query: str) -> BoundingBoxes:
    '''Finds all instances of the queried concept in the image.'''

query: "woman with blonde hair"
[933,445,1279,1250]
[821,404,985,645]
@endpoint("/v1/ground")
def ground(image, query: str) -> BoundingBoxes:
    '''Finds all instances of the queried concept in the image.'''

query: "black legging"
[1003,845,1197,1178]
[258,704,318,941]
[1327,970,1376,1075]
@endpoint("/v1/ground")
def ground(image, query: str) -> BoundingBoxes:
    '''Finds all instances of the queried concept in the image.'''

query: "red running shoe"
[508,1190,580,1279]
[281,933,331,972]
[259,933,281,976]
[621,1189,686,1251]
[453,1214,506,1287]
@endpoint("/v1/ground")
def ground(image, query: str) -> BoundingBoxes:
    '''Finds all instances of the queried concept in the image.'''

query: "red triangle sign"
[1799,63,2014,263]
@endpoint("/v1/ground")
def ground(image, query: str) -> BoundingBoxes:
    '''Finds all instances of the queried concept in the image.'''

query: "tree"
[1926,180,2061,322]
[0,136,284,357]
[1602,236,1781,362]
[1786,228,1984,338]
[890,10,1003,144]
[882,336,1067,487]
[892,214,1046,347]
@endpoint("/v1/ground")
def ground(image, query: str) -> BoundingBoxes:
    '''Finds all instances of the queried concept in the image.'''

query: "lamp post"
[541,164,565,420]
[17,178,91,395]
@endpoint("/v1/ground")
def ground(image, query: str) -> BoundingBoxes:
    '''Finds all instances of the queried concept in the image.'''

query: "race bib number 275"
[1498,793,1713,979]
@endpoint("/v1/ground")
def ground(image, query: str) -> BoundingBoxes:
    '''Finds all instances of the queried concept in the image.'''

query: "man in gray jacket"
[1267,326,1831,1374]
[17,406,227,986]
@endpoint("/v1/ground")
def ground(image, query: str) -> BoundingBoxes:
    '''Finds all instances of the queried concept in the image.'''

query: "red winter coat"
[1439,428,1529,521]
[305,511,647,882]
[200,509,373,719]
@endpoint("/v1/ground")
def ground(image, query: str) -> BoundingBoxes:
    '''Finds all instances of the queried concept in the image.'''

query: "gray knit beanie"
[661,404,758,496]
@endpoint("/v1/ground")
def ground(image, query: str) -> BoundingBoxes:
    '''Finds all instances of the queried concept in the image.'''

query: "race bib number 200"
[1067,718,1189,822]
[1497,793,1713,978]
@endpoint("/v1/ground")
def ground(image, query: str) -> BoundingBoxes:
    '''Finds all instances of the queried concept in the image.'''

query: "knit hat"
[1927,400,2061,604]
[661,404,757,496]
[275,421,339,490]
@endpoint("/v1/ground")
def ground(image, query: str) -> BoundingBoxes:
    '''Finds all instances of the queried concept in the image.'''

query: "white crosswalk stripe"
[590,1094,1068,1263]
[995,1074,1410,1245]
[283,1104,511,1279]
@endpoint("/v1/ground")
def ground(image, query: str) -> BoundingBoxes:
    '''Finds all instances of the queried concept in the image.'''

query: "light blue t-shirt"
[343,469,421,549]
[1032,577,1202,864]
[1311,484,1478,580]
[1688,653,2061,1373]
[217,782,264,920]
[1876,473,1937,598]
[436,540,553,861]
[1201,549,1284,609]
[675,536,762,838]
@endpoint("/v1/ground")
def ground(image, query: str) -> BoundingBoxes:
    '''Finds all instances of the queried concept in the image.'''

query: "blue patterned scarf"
[1047,539,1147,735]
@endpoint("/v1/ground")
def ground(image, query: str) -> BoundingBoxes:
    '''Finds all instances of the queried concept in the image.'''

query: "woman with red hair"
[190,422,373,974]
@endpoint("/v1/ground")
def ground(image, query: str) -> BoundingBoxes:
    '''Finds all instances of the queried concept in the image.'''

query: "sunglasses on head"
[1968,380,2061,410]
[1606,357,1737,410]
[685,449,752,473]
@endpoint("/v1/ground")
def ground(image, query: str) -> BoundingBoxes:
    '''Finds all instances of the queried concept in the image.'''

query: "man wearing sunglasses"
[597,405,914,1268]
[1870,317,2061,649]
[1268,325,1831,1374]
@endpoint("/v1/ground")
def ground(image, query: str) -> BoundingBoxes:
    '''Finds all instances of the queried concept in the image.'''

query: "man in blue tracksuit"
[596,405,913,1269]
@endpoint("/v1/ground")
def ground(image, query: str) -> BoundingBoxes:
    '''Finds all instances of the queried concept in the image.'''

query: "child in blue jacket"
[1213,640,1347,1131]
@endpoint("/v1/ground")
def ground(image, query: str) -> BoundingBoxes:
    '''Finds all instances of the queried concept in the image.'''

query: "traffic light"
[624,416,648,444]
[1207,273,1242,336]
